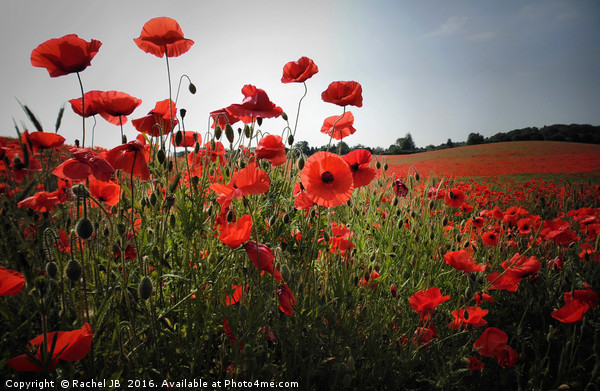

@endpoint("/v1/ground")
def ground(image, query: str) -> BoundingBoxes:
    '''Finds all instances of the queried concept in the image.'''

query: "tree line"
[294,124,600,156]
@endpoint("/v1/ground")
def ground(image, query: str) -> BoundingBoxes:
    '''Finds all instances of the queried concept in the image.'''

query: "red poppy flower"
[134,17,194,58]
[327,222,355,256]
[223,318,236,345]
[473,327,508,358]
[488,271,522,292]
[474,292,494,306]
[342,149,376,188]
[98,91,142,125]
[301,151,354,208]
[131,99,178,137]
[321,81,363,107]
[413,326,437,347]
[17,190,61,213]
[394,177,409,198]
[219,214,252,249]
[277,283,297,316]
[443,249,486,272]
[26,131,66,150]
[69,90,104,117]
[230,162,271,195]
[209,108,240,130]
[360,269,381,290]
[409,287,450,321]
[243,241,282,281]
[445,188,465,208]
[0,266,25,296]
[468,357,485,371]
[7,323,93,372]
[172,131,201,148]
[225,85,283,123]
[501,253,541,278]
[551,286,598,323]
[448,306,488,330]
[104,140,150,180]
[482,231,500,246]
[31,34,102,77]
[225,284,246,306]
[320,111,357,140]
[88,178,120,206]
[495,345,519,368]
[255,135,286,167]
[281,56,319,83]
[53,148,114,182]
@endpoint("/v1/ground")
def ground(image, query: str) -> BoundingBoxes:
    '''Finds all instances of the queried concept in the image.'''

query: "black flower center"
[350,163,359,172]
[321,171,334,184]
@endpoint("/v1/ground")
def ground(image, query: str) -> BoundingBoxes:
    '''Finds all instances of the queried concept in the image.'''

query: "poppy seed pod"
[138,276,153,300]
[76,217,94,240]
[180,108,187,118]
[65,259,82,282]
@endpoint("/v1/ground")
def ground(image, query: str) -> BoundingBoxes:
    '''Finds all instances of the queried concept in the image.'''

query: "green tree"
[467,132,485,145]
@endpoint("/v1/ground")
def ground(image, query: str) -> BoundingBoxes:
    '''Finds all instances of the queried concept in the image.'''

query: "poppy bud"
[215,125,222,140]
[415,172,420,181]
[192,176,200,187]
[398,219,403,230]
[138,276,153,300]
[269,214,277,227]
[243,124,252,139]
[239,304,249,319]
[225,124,234,144]
[157,149,166,165]
[188,82,197,94]
[376,161,381,169]
[297,156,305,170]
[122,134,127,144]
[282,213,290,224]
[163,194,175,210]
[256,117,263,127]
[75,139,80,147]
[168,159,173,172]
[117,222,127,236]
[342,374,351,388]
[240,160,246,169]
[393,197,399,206]
[103,227,110,237]
[280,264,291,281]
[390,284,397,297]
[150,192,158,207]
[76,217,94,240]
[169,214,176,228]
[194,141,200,154]
[65,259,82,282]
[384,162,389,171]
[45,261,58,279]
[175,130,183,146]
[288,135,294,146]
[323,230,330,243]
[281,112,288,122]
[346,356,355,372]
[180,108,187,118]
[226,210,234,223]
[449,190,456,200]
[170,173,181,193]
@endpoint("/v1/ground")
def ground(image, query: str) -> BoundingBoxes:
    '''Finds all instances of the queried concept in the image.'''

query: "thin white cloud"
[424,16,495,42]
[425,16,468,37]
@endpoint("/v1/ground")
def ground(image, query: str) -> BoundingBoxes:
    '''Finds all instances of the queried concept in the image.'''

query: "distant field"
[382,141,600,180]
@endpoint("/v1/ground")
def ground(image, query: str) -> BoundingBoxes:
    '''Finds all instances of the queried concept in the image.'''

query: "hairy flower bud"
[138,276,153,300]
[65,259,82,282]
[76,217,94,240]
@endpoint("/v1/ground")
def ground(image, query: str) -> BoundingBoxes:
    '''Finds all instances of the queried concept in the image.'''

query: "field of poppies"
[1,17,599,390]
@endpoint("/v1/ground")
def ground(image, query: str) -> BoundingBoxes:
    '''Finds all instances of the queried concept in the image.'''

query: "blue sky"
[1,0,599,150]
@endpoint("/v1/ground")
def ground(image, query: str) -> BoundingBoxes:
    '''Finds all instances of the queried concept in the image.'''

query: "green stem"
[326,107,346,153]
[76,72,86,148]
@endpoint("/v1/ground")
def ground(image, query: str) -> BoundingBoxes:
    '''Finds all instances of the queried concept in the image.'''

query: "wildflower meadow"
[1,17,599,390]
